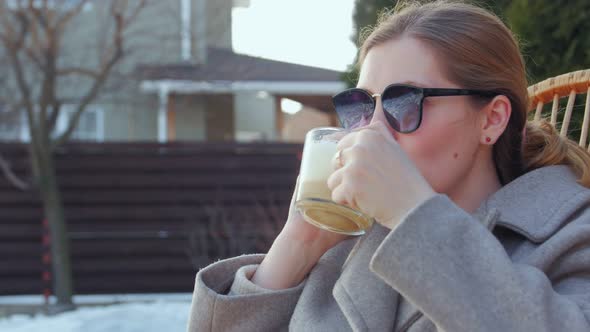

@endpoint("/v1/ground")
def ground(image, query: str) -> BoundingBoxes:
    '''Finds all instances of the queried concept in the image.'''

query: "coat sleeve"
[186,254,305,332]
[369,194,590,332]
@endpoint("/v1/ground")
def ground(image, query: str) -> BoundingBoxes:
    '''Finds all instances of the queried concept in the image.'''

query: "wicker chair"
[528,69,590,150]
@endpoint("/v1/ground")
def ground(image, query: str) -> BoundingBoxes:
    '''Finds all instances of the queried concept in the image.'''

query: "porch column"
[166,95,176,141]
[157,86,169,142]
[275,96,284,140]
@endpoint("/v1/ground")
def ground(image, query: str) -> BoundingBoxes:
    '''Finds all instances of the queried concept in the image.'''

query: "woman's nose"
[370,99,399,140]
[370,102,388,125]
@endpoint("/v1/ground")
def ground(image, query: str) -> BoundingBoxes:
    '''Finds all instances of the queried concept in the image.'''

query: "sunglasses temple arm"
[423,88,496,97]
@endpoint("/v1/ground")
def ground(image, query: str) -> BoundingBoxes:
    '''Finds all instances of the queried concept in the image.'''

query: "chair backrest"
[528,69,590,150]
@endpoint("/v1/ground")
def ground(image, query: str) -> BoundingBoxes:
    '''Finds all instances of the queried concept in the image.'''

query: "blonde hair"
[357,0,590,187]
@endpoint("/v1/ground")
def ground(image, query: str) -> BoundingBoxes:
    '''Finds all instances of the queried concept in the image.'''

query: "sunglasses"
[332,84,497,133]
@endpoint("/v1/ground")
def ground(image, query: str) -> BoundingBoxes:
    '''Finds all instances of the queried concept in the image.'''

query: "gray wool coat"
[187,165,590,331]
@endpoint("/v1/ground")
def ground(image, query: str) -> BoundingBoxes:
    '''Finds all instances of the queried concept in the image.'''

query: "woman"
[188,1,590,331]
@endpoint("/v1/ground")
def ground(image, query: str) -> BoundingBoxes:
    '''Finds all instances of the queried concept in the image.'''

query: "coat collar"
[475,165,590,243]
[333,165,590,331]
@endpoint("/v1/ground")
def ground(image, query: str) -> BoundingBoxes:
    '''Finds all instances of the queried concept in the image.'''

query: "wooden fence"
[0,142,301,295]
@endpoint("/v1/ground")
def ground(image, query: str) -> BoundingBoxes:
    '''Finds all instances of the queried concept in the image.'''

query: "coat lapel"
[333,204,502,332]
[333,223,400,331]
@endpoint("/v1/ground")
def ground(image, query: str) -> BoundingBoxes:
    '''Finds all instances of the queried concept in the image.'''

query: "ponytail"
[523,120,590,187]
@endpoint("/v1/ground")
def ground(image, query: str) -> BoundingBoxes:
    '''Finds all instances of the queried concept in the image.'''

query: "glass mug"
[295,127,374,236]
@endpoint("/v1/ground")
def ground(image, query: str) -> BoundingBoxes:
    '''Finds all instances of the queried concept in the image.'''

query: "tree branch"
[23,45,44,69]
[124,0,148,30]
[29,4,49,31]
[98,0,146,66]
[47,101,61,134]
[4,13,39,147]
[24,13,45,70]
[0,153,29,191]
[0,2,17,41]
[55,0,89,32]
[44,0,90,138]
[8,49,42,150]
[38,22,59,144]
[56,67,100,78]
[52,1,129,148]
[1,10,48,169]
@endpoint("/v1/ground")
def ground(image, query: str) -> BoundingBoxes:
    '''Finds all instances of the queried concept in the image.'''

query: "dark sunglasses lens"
[382,86,422,133]
[333,90,374,129]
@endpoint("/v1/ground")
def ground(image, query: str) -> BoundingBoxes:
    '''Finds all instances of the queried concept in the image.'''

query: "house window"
[0,105,105,142]
[6,0,93,10]
[55,105,105,142]
[0,105,22,141]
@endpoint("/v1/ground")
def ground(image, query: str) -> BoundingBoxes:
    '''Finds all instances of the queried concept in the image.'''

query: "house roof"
[135,47,344,82]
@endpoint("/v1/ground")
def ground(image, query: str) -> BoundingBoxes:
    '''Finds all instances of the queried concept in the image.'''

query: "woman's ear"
[480,95,511,145]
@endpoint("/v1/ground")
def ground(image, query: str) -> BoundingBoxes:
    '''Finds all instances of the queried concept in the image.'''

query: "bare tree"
[0,0,146,310]
[186,187,287,270]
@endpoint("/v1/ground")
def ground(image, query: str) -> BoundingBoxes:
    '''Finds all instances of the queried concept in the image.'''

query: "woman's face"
[357,37,485,194]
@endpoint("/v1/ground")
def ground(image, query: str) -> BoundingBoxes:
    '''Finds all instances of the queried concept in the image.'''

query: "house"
[136,47,344,142]
[0,0,345,143]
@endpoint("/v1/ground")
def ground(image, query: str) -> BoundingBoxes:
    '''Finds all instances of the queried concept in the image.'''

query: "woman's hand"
[251,176,350,290]
[327,121,436,230]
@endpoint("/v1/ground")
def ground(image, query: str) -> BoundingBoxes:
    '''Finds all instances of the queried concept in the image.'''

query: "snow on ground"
[0,295,193,332]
